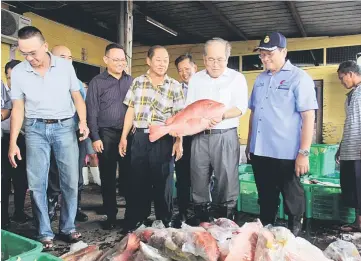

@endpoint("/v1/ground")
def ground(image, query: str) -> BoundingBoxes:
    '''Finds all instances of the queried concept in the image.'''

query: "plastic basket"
[1,230,43,261]
[238,164,253,175]
[309,144,339,176]
[20,253,62,261]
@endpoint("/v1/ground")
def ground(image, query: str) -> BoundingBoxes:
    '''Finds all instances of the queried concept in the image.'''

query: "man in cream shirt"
[186,37,248,223]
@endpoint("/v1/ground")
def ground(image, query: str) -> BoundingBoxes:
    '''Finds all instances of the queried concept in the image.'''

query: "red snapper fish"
[149,99,226,142]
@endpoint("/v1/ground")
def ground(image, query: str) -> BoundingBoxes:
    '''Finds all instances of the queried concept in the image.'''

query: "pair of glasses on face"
[206,58,226,64]
[19,43,44,58]
[258,50,278,60]
[106,56,127,64]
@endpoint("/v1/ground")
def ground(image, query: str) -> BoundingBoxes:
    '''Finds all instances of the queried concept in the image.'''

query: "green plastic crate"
[237,174,283,219]
[309,144,339,176]
[1,230,43,261]
[21,253,62,261]
[302,175,355,223]
[238,164,253,175]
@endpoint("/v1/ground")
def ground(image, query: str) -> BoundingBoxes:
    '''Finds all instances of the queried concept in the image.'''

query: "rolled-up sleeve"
[172,83,185,115]
[294,72,319,112]
[86,79,100,141]
[233,73,248,115]
[10,68,24,100]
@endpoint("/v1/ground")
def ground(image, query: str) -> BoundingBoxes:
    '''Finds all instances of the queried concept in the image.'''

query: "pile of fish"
[60,218,361,261]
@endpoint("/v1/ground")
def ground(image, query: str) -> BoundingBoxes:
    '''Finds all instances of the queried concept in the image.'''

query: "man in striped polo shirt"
[336,61,361,232]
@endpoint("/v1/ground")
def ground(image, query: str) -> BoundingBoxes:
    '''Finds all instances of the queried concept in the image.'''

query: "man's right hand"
[92,140,104,153]
[119,138,127,157]
[8,143,22,168]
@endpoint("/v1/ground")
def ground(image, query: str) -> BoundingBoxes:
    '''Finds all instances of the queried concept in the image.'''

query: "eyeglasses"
[106,56,127,64]
[19,44,44,58]
[206,57,226,64]
[258,50,278,60]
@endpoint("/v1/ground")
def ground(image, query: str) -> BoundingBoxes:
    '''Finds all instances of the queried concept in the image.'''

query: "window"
[287,49,323,67]
[228,56,240,71]
[242,54,263,71]
[327,45,361,65]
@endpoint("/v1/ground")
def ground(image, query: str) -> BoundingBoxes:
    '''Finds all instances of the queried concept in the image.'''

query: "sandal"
[58,231,82,243]
[340,224,361,232]
[40,239,54,251]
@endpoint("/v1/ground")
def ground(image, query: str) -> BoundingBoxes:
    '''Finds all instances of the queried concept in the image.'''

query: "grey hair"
[203,37,231,59]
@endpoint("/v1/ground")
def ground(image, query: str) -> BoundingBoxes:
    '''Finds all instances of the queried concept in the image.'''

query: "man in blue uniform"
[246,32,318,236]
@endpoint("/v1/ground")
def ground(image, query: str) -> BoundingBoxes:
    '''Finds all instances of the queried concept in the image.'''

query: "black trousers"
[1,133,28,223]
[125,131,174,226]
[175,136,192,214]
[340,160,361,214]
[98,127,131,221]
[251,154,305,226]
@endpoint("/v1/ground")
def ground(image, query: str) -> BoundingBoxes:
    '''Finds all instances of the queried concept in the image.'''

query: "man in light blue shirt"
[246,32,318,236]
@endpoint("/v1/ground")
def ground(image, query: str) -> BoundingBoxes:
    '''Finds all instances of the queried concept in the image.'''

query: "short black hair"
[17,26,45,42]
[105,43,125,56]
[5,60,21,75]
[147,45,167,59]
[338,60,361,76]
[175,53,195,69]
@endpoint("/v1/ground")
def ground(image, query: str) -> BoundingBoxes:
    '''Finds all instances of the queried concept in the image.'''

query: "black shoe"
[288,215,303,237]
[172,213,188,228]
[102,220,117,230]
[12,212,31,224]
[75,209,88,222]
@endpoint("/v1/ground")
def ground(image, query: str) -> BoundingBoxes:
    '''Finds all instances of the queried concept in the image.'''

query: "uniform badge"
[264,36,270,43]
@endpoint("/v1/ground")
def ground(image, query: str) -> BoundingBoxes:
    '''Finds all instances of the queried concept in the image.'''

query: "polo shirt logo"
[277,80,290,90]
[255,82,264,88]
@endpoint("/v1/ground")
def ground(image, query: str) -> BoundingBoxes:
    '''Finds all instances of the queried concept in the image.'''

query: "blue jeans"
[25,118,79,240]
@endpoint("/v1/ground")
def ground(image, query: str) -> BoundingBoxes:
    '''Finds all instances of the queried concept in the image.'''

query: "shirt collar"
[102,69,127,79]
[25,52,56,72]
[205,68,230,79]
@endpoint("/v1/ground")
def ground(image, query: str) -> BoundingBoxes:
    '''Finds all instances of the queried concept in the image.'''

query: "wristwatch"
[298,149,310,157]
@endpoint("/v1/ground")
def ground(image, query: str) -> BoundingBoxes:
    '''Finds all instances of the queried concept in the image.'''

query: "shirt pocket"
[270,89,294,108]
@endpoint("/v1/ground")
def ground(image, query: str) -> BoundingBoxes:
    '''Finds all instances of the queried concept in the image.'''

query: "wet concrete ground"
[5,184,361,257]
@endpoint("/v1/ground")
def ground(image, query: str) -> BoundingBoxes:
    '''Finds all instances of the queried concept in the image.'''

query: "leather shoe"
[75,209,88,222]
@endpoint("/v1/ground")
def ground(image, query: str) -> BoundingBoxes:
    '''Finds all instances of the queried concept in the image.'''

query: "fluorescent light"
[145,16,178,37]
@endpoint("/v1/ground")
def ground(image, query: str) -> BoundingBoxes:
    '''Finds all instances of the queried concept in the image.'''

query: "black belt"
[35,117,71,124]
[135,128,150,134]
[201,127,236,135]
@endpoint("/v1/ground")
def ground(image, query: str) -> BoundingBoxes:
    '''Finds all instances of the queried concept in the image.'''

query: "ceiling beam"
[133,3,207,43]
[200,1,247,41]
[286,1,319,65]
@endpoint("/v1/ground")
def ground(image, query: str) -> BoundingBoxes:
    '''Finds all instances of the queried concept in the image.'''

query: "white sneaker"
[90,167,101,186]
[82,167,89,185]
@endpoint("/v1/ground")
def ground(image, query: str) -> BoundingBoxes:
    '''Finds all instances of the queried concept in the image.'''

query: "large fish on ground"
[149,99,226,142]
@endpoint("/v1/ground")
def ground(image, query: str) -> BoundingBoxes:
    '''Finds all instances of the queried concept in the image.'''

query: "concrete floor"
[5,184,361,257]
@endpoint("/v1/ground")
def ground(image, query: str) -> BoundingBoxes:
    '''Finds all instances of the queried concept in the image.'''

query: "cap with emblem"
[254,32,287,52]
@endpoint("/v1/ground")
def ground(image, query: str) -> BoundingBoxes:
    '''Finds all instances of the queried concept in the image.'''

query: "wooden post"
[125,0,133,75]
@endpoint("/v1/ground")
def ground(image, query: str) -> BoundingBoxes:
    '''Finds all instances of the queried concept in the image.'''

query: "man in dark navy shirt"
[86,43,133,229]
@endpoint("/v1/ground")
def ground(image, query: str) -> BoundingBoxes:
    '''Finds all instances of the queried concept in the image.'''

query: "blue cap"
[254,32,287,52]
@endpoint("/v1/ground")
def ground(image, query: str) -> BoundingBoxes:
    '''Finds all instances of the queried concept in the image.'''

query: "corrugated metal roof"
[5,1,361,45]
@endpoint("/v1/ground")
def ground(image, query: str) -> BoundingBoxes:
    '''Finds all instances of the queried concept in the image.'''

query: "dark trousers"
[47,131,84,200]
[1,133,28,223]
[98,127,131,221]
[340,160,361,214]
[125,131,174,226]
[175,136,192,214]
[251,154,305,226]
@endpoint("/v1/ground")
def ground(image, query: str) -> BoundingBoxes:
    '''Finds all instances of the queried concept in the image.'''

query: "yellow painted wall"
[1,43,10,83]
[131,34,361,144]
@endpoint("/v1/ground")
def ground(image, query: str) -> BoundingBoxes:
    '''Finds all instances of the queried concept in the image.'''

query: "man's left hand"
[172,140,183,161]
[295,153,309,177]
[78,122,89,141]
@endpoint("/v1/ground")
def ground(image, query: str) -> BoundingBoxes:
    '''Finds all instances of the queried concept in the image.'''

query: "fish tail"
[149,125,171,142]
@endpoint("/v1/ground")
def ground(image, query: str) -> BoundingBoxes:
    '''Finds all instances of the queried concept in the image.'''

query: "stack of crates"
[237,144,355,223]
